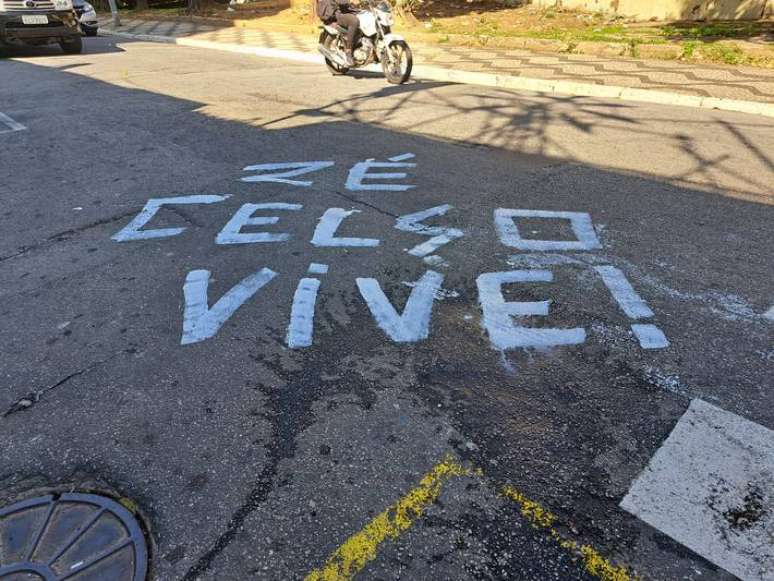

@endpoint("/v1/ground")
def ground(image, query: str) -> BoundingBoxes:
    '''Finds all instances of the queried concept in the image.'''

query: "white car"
[73,0,97,36]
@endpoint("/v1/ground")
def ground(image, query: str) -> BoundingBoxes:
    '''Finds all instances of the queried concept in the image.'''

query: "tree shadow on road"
[276,73,773,205]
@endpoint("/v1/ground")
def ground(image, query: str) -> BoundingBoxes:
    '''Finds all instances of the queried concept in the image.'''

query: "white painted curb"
[104,30,774,119]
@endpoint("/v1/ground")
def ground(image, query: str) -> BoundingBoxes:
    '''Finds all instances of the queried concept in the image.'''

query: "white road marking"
[423,255,448,268]
[763,306,774,321]
[112,194,229,242]
[216,203,302,245]
[311,208,379,247]
[594,265,654,319]
[621,400,774,581]
[476,270,586,350]
[494,209,601,251]
[240,161,334,187]
[345,156,416,192]
[395,204,463,258]
[357,270,443,342]
[308,263,329,275]
[0,111,27,133]
[181,268,277,345]
[287,277,322,349]
[630,324,670,349]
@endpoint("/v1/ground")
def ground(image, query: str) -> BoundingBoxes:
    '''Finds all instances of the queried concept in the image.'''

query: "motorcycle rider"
[317,0,359,67]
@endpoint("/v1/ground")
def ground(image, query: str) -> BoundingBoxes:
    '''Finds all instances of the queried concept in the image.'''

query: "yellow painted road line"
[502,485,634,581]
[305,458,635,581]
[305,456,476,581]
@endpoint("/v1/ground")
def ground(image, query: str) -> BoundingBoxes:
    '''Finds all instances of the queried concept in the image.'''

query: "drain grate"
[0,493,148,580]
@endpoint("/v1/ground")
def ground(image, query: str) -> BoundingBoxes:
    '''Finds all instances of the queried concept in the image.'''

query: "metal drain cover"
[0,493,148,580]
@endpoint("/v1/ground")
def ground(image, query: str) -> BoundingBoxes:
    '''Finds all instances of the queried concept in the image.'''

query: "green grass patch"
[681,40,698,59]
[660,22,766,40]
[699,43,748,65]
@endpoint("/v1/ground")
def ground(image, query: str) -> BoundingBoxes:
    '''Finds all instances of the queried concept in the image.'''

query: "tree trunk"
[397,9,419,26]
[188,0,212,14]
[395,0,421,26]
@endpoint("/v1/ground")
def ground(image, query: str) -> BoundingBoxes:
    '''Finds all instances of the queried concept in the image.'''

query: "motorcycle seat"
[322,24,347,35]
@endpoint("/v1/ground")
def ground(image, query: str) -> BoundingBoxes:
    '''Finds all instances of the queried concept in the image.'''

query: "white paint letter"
[494,209,601,251]
[631,324,670,349]
[112,195,228,242]
[395,204,463,258]
[182,268,277,345]
[241,161,334,187]
[477,270,586,350]
[308,263,329,275]
[216,203,302,245]
[345,154,416,192]
[594,265,654,319]
[287,278,322,349]
[594,265,669,349]
[311,208,379,247]
[0,111,27,133]
[356,270,443,342]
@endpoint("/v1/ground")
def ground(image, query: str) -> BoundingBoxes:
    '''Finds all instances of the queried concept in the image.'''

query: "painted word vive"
[111,196,669,352]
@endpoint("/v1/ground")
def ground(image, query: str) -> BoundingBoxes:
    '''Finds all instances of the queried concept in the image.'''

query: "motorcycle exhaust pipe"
[318,44,348,67]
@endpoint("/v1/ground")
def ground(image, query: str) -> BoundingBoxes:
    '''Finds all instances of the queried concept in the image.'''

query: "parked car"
[0,0,82,53]
[72,0,96,36]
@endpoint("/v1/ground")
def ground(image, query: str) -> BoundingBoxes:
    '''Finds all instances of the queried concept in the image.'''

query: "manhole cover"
[0,493,148,580]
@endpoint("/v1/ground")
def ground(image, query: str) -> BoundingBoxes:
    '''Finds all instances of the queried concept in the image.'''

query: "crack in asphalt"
[0,209,137,264]
[182,310,386,581]
[332,190,398,219]
[165,204,204,228]
[182,347,323,581]
[1,348,138,418]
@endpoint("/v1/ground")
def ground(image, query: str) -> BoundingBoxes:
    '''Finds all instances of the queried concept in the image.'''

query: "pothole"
[0,492,148,580]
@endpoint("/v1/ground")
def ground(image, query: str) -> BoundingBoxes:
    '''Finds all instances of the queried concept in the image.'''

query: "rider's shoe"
[344,51,355,67]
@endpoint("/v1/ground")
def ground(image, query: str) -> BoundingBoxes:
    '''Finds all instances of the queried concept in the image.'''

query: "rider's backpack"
[316,0,337,23]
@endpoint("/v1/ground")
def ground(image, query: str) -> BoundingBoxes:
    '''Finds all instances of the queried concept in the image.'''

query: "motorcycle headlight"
[53,0,73,9]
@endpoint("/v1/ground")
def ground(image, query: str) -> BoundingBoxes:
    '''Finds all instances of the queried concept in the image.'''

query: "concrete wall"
[532,0,771,20]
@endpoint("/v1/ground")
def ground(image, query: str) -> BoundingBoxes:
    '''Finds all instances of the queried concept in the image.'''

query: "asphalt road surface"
[1,37,772,581]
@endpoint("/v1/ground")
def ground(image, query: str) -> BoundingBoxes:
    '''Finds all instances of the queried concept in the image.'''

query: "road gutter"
[102,29,774,119]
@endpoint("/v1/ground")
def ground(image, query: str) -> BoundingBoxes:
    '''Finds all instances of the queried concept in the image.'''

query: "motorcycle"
[318,0,413,85]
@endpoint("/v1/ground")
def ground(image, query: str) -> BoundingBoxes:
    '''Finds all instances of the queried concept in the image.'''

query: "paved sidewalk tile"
[104,18,774,104]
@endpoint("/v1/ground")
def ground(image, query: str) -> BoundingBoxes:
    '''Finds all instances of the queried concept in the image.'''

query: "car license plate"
[22,15,49,25]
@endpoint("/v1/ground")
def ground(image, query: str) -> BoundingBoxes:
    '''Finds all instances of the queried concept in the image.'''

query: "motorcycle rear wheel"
[381,40,412,84]
[320,31,350,75]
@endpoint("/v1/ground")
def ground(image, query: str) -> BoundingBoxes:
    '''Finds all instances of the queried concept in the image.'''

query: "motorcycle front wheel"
[320,31,349,75]
[381,40,412,84]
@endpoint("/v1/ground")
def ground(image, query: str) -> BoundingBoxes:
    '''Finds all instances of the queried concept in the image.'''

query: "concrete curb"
[104,30,774,119]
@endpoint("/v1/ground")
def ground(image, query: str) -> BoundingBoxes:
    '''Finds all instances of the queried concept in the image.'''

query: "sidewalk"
[101,17,774,116]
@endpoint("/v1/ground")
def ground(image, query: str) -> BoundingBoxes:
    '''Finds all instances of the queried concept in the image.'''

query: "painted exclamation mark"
[594,265,669,349]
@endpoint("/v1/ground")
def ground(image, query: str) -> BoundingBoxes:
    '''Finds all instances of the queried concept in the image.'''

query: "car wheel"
[60,36,83,54]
